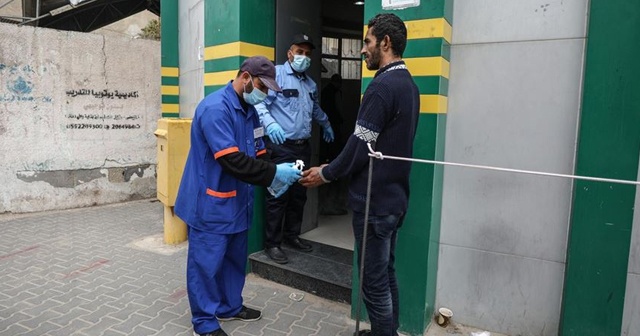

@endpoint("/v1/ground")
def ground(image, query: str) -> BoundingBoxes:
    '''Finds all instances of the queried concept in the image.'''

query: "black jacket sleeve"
[217,151,276,187]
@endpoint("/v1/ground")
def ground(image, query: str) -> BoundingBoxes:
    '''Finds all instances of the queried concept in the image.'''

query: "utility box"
[154,118,192,245]
[154,118,192,206]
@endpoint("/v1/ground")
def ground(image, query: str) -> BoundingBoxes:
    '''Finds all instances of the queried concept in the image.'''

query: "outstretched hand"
[299,164,328,188]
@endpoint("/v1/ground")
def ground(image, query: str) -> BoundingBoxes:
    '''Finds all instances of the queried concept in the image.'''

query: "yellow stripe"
[161,67,179,77]
[420,95,448,114]
[363,18,452,44]
[204,70,238,86]
[162,104,180,113]
[406,18,452,43]
[204,42,275,61]
[442,20,453,44]
[161,86,180,95]
[361,57,449,78]
[405,57,449,78]
[358,94,447,113]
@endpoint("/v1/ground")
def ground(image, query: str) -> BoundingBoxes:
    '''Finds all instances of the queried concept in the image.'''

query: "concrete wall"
[0,2,157,39]
[622,165,640,336]
[178,0,205,118]
[95,10,159,39]
[437,1,589,335]
[0,22,160,213]
[0,0,21,18]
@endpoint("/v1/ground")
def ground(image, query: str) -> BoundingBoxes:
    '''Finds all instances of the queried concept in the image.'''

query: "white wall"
[178,0,205,119]
[437,1,589,335]
[622,166,640,336]
[0,22,160,213]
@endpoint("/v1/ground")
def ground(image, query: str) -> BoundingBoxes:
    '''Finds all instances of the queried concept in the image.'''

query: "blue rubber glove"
[276,162,302,184]
[268,162,302,198]
[267,123,286,145]
[323,125,335,143]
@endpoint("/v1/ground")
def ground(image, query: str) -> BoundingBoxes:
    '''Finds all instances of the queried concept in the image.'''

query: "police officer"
[255,34,335,264]
[175,56,302,336]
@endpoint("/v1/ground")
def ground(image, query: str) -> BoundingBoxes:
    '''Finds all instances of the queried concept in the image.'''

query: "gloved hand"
[323,125,335,143]
[276,162,302,184]
[267,122,286,145]
[268,162,302,198]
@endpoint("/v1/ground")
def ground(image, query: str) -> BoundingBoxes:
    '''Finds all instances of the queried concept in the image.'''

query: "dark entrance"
[249,0,364,304]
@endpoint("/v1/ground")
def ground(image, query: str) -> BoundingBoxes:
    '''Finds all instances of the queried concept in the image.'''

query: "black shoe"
[284,237,313,252]
[353,330,371,336]
[265,247,288,264]
[217,305,262,322]
[194,328,228,336]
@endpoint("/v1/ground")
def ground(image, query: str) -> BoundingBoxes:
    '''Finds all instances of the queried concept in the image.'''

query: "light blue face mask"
[290,55,311,72]
[243,75,267,105]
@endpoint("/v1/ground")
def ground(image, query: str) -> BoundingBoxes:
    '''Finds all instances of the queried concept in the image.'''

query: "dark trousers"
[264,140,311,248]
[353,211,405,336]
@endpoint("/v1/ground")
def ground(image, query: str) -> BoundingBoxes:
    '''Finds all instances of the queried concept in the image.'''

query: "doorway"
[274,0,364,251]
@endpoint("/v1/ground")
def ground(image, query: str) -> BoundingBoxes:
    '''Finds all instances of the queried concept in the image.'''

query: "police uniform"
[255,61,331,250]
[175,82,272,334]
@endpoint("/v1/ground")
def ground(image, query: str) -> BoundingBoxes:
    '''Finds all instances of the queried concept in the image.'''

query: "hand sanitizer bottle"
[267,160,304,197]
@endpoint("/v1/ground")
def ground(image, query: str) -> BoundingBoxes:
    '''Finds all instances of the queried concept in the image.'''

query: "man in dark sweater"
[300,13,419,336]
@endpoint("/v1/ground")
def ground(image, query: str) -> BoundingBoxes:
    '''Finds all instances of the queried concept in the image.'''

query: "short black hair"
[367,13,407,58]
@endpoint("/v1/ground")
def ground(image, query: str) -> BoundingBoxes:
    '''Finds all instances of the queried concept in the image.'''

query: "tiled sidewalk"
[0,200,361,336]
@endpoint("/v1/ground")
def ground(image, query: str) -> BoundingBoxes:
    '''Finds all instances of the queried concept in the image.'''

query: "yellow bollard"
[154,118,192,245]
[163,205,187,245]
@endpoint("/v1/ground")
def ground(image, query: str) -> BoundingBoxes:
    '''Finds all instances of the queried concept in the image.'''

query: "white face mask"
[290,55,311,72]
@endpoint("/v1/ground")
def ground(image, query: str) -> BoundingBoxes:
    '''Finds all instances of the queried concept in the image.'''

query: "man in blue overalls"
[255,34,335,264]
[175,56,302,336]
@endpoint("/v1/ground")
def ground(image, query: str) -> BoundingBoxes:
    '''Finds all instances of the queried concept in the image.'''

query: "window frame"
[321,34,362,80]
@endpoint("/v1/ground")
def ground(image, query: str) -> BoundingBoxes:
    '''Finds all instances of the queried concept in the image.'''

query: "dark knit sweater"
[322,61,419,215]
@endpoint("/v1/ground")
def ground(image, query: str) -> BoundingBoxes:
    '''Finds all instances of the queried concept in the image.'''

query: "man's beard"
[366,46,382,70]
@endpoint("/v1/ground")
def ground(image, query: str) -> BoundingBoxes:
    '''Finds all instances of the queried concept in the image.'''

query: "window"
[321,37,362,80]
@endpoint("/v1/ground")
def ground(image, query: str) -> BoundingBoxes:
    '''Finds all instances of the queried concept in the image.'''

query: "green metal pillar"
[160,0,180,117]
[560,2,640,335]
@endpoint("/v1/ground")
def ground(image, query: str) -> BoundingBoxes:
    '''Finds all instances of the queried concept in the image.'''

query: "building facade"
[159,1,640,335]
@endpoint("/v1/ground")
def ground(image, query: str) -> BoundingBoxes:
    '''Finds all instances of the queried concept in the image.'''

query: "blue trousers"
[353,211,405,336]
[187,227,247,334]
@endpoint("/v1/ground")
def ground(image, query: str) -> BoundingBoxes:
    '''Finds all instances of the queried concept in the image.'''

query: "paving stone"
[261,327,288,336]
[79,304,121,324]
[156,321,192,336]
[289,324,317,335]
[0,311,33,329]
[105,301,148,322]
[44,318,93,336]
[0,201,361,336]
[110,313,153,334]
[100,329,128,336]
[316,320,351,335]
[49,307,93,327]
[294,309,330,330]
[1,323,30,336]
[78,316,122,335]
[139,310,181,331]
